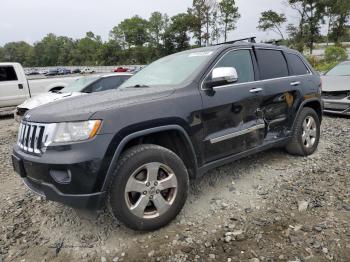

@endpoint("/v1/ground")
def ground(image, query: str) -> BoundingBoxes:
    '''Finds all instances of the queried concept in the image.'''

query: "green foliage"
[324,46,348,63]
[2,41,33,66]
[187,0,207,46]
[148,12,169,45]
[110,16,149,48]
[162,13,192,55]
[258,10,286,39]
[218,0,240,42]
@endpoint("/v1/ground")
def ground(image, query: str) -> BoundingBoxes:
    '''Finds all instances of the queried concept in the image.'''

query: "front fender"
[100,124,197,192]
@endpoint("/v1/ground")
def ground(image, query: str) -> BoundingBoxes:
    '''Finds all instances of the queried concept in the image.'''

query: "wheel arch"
[101,125,198,192]
[292,98,323,130]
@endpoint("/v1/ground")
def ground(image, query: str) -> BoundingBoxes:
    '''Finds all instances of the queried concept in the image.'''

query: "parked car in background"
[128,66,144,73]
[113,67,128,72]
[71,68,81,74]
[58,68,71,75]
[38,69,49,75]
[81,67,95,74]
[44,69,59,76]
[25,69,40,76]
[0,63,81,111]
[12,39,323,231]
[15,73,132,121]
[321,60,350,115]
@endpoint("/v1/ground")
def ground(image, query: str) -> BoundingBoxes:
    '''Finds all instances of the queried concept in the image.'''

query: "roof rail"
[216,37,256,46]
[265,39,283,45]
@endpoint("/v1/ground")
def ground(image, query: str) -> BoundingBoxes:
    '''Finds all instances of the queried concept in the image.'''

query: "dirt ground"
[0,115,349,262]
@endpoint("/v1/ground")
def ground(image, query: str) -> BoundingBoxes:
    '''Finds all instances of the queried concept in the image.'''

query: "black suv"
[12,38,323,231]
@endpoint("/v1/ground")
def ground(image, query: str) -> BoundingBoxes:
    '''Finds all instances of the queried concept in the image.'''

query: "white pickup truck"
[0,62,80,114]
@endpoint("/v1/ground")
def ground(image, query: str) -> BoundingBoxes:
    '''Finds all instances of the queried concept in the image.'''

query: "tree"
[188,0,207,46]
[210,6,222,44]
[258,10,287,39]
[2,41,34,66]
[110,16,149,48]
[0,47,4,62]
[218,0,240,42]
[162,13,192,54]
[326,0,350,43]
[71,32,103,65]
[148,12,169,46]
[288,0,326,54]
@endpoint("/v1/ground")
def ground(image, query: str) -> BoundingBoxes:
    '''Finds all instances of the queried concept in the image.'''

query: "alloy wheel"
[124,162,178,219]
[302,116,317,148]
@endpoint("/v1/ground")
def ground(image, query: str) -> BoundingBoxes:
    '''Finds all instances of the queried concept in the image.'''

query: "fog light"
[50,170,71,184]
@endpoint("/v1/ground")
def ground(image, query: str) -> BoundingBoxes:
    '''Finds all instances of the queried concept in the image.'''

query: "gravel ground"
[0,116,349,262]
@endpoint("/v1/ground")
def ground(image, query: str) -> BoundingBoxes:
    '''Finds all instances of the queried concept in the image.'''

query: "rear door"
[254,49,294,142]
[200,49,266,163]
[0,65,26,107]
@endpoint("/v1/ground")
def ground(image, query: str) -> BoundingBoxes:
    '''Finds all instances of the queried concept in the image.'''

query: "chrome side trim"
[210,123,266,144]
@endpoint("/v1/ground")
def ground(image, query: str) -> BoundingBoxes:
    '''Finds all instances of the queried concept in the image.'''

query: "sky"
[0,0,300,46]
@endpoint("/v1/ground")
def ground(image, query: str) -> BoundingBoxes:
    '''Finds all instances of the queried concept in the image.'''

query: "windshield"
[120,50,214,88]
[326,62,350,76]
[61,76,99,93]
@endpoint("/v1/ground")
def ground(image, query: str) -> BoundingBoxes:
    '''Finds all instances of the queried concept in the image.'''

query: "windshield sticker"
[188,51,213,57]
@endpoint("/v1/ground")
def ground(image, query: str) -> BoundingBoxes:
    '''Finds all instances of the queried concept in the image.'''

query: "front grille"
[17,122,55,154]
[322,91,350,100]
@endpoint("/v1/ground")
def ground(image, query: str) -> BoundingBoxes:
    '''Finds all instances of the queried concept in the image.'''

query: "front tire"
[108,144,189,231]
[286,107,320,156]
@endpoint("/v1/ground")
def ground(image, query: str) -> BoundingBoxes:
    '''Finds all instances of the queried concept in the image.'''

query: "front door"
[0,65,26,107]
[200,49,265,163]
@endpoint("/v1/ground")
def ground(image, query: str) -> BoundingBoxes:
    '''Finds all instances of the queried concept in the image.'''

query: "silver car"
[15,73,132,121]
[322,61,350,115]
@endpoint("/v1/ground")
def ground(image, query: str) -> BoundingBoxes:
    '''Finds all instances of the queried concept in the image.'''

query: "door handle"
[249,88,263,94]
[290,81,301,86]
[18,84,23,90]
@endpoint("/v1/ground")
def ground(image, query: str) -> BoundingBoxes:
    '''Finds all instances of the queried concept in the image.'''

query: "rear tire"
[286,107,320,156]
[108,144,189,231]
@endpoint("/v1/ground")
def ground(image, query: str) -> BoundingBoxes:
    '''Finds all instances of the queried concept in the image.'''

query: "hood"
[321,76,350,92]
[26,86,175,123]
[19,92,84,110]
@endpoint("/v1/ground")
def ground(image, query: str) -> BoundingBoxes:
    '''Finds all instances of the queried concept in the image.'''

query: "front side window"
[256,49,289,80]
[285,53,310,76]
[61,76,99,93]
[214,49,255,84]
[0,66,18,82]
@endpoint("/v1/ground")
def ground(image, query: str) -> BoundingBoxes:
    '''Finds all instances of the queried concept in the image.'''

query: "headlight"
[53,120,102,143]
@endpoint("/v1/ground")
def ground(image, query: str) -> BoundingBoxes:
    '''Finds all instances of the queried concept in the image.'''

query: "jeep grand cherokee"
[12,38,323,231]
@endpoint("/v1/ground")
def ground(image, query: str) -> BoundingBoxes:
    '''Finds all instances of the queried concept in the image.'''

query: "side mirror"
[205,67,238,89]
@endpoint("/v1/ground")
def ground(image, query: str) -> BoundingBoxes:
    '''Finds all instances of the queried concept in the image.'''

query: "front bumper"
[12,133,114,209]
[322,98,350,115]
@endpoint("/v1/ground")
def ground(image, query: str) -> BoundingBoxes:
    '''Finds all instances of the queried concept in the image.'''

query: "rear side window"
[215,49,255,83]
[256,49,288,80]
[0,66,18,82]
[285,53,310,76]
